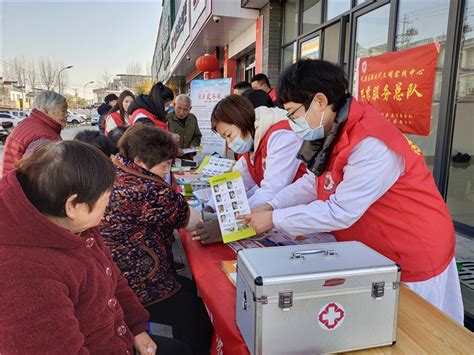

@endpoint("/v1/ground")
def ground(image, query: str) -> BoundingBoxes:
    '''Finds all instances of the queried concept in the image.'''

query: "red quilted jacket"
[0,172,149,353]
[2,109,62,176]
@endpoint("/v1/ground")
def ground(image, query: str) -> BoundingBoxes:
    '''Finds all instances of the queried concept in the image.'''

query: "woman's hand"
[134,332,157,355]
[171,133,181,143]
[192,219,223,244]
[238,211,274,234]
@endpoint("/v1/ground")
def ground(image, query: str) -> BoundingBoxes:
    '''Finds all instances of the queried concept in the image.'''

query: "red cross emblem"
[318,302,345,330]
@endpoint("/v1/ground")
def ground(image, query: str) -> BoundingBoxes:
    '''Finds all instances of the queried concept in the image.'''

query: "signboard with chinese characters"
[170,0,190,69]
[357,43,439,136]
[301,36,320,60]
[190,78,232,157]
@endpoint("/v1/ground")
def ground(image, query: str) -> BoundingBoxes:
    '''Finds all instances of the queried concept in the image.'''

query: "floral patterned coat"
[100,155,190,306]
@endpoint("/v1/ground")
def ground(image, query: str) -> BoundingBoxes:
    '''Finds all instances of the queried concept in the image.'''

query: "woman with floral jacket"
[100,125,211,355]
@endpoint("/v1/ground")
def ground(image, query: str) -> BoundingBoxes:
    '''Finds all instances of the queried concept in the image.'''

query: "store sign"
[170,0,190,64]
[301,36,320,60]
[191,0,206,29]
[357,43,438,136]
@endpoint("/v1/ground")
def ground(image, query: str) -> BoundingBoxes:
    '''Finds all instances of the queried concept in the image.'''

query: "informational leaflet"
[227,229,336,253]
[209,171,256,243]
[197,155,235,177]
[182,146,203,155]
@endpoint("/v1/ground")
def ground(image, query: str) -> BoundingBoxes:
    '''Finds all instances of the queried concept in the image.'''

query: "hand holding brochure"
[209,171,256,243]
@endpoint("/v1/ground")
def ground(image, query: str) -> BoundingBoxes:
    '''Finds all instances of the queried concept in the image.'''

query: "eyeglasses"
[286,97,314,122]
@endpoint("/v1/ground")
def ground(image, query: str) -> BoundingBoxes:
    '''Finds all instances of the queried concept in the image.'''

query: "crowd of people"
[0,60,465,353]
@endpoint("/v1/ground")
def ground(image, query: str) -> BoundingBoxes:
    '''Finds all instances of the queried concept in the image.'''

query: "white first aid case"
[236,241,401,354]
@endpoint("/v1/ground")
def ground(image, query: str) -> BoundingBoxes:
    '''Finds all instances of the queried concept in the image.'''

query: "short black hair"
[104,93,119,104]
[278,59,349,112]
[16,141,116,217]
[251,73,271,87]
[74,130,117,157]
[233,81,252,90]
[108,126,129,148]
[118,125,178,169]
[242,89,274,108]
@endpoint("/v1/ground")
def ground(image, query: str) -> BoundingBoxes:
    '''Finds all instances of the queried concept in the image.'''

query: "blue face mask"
[289,100,325,141]
[229,134,254,154]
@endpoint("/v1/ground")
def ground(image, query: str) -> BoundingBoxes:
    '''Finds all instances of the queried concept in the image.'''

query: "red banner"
[357,43,439,136]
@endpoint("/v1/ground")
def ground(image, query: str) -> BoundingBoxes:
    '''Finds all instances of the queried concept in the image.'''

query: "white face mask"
[289,99,325,141]
[228,133,254,154]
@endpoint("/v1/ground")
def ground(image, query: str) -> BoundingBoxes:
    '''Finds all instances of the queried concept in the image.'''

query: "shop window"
[395,0,450,169]
[323,22,341,64]
[302,0,322,35]
[284,0,299,44]
[282,42,298,70]
[447,0,474,228]
[326,0,351,21]
[354,4,390,67]
[301,36,321,60]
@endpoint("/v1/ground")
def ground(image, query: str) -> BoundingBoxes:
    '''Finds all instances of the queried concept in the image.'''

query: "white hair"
[176,94,192,106]
[32,91,66,112]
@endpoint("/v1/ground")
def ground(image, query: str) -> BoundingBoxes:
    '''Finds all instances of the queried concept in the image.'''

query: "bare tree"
[100,68,113,88]
[126,61,143,76]
[145,60,152,76]
[38,57,59,91]
[24,59,38,92]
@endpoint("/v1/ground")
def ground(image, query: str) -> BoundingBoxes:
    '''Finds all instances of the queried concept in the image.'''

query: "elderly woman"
[0,141,198,353]
[100,125,211,355]
[1,90,67,175]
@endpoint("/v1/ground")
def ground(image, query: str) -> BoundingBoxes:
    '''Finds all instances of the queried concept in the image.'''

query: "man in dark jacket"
[97,93,118,134]
[167,94,201,150]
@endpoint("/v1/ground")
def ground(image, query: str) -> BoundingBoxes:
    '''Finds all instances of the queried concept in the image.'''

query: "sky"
[0,0,162,99]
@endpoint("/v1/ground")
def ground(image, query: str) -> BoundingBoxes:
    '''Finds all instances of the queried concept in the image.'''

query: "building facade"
[153,0,474,238]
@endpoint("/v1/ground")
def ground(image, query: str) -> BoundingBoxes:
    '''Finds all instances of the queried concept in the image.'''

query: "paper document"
[182,146,203,155]
[197,156,235,177]
[209,171,256,243]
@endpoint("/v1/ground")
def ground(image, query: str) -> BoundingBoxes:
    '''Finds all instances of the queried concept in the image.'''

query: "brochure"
[221,260,237,287]
[197,155,235,177]
[209,171,256,243]
[227,229,336,253]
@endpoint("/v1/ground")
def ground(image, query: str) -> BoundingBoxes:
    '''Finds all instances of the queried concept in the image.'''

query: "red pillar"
[224,46,237,88]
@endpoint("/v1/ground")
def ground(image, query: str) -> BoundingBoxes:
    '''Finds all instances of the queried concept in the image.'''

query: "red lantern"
[196,54,220,72]
[205,71,222,79]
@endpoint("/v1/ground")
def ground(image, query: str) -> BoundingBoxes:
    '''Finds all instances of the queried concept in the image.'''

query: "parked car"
[67,111,86,126]
[0,112,24,127]
[0,110,28,120]
[90,113,100,126]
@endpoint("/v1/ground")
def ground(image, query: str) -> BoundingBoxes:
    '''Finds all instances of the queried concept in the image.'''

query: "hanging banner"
[190,78,231,158]
[357,43,439,136]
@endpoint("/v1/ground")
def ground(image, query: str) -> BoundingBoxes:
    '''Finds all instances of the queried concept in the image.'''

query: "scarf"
[297,95,352,176]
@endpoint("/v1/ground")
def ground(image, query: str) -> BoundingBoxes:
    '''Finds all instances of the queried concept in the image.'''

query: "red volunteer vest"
[130,108,169,132]
[2,109,62,175]
[317,99,454,282]
[242,121,306,187]
[104,111,125,136]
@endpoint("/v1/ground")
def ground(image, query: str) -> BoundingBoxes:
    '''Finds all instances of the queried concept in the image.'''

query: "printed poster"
[209,171,256,243]
[190,78,231,157]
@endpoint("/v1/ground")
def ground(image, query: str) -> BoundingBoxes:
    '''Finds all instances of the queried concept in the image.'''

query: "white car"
[0,112,25,127]
[67,112,86,126]
[91,113,100,126]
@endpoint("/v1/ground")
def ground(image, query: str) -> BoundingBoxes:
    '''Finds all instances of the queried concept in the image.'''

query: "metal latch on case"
[372,281,385,299]
[279,291,293,310]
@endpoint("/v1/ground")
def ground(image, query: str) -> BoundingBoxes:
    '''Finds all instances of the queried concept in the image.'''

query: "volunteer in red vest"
[1,90,67,176]
[192,92,305,244]
[241,59,464,324]
[128,82,174,132]
[104,90,135,135]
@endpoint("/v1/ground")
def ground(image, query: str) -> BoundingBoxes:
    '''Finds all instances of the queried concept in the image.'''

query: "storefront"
[280,0,474,238]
